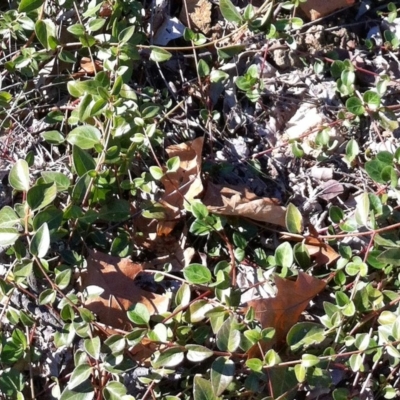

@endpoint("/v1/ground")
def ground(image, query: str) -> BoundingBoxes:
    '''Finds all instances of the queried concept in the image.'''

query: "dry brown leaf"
[282,234,340,267]
[246,272,326,358]
[300,0,355,21]
[303,237,340,266]
[158,136,204,233]
[80,57,103,74]
[82,250,169,330]
[180,0,212,34]
[203,182,286,227]
[318,179,344,201]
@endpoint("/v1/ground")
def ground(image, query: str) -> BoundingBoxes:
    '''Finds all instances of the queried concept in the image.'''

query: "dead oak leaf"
[180,0,212,34]
[81,250,169,330]
[158,136,204,234]
[281,234,339,267]
[246,272,326,358]
[203,182,286,227]
[300,0,355,21]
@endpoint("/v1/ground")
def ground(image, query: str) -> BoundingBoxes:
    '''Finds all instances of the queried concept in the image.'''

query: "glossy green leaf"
[377,248,400,266]
[19,0,43,13]
[9,159,30,191]
[183,264,212,285]
[0,228,20,246]
[245,358,263,372]
[41,130,65,145]
[216,316,240,352]
[41,171,70,192]
[301,354,320,367]
[0,206,20,228]
[193,376,218,400]
[274,242,293,269]
[72,146,96,177]
[149,46,172,62]
[287,322,326,351]
[285,203,303,234]
[149,166,164,180]
[68,364,92,390]
[152,347,184,368]
[186,345,214,362]
[98,199,130,222]
[67,126,101,149]
[27,182,57,211]
[103,381,130,400]
[30,223,50,258]
[38,288,56,305]
[220,0,243,24]
[35,19,56,50]
[84,336,101,359]
[346,97,365,116]
[127,303,150,326]
[211,356,235,396]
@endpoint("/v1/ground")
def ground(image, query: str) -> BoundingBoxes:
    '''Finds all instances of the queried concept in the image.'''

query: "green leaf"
[0,228,20,246]
[301,353,320,367]
[0,206,20,228]
[41,130,65,145]
[166,156,180,172]
[68,364,92,390]
[193,376,218,400]
[72,172,91,204]
[55,268,72,290]
[27,182,57,211]
[365,160,386,184]
[345,138,359,163]
[287,322,326,351]
[67,24,85,37]
[197,59,210,77]
[127,303,150,326]
[38,289,56,305]
[183,264,212,285]
[355,192,370,226]
[377,248,400,266]
[294,364,306,383]
[152,347,184,368]
[79,93,93,122]
[216,316,240,352]
[67,126,101,149]
[217,45,245,59]
[219,0,243,24]
[211,356,235,396]
[98,199,130,222]
[346,97,365,116]
[274,242,293,269]
[103,381,130,400]
[285,203,303,234]
[9,159,30,191]
[191,201,209,220]
[349,353,362,372]
[72,146,96,177]
[363,90,381,111]
[88,18,106,32]
[30,223,50,258]
[118,26,136,44]
[35,19,56,50]
[59,380,94,400]
[149,46,172,62]
[19,0,43,13]
[293,242,311,269]
[245,358,263,372]
[84,336,101,359]
[149,166,164,180]
[186,345,214,362]
[41,172,70,192]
